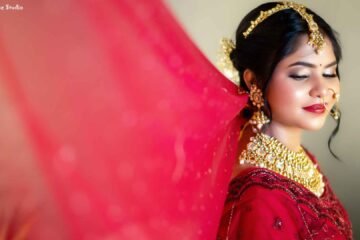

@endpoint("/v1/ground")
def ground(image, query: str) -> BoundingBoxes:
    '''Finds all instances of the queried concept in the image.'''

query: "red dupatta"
[0,0,247,239]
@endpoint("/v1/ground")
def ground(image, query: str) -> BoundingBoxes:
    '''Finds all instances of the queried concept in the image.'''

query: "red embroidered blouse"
[217,166,353,239]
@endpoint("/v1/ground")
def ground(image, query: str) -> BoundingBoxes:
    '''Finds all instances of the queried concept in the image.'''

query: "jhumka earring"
[329,88,341,120]
[249,84,270,132]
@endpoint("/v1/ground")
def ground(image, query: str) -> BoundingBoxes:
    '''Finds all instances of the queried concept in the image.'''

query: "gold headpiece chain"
[243,1,325,53]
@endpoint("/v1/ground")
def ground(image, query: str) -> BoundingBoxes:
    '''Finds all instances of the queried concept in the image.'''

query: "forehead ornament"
[243,1,326,53]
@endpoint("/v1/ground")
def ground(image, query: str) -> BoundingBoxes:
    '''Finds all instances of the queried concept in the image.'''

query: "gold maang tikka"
[243,1,326,53]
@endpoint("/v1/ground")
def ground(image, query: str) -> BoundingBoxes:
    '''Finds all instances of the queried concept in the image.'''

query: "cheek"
[267,79,306,112]
[332,79,340,92]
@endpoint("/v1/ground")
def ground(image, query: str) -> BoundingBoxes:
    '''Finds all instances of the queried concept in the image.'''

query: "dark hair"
[230,2,342,160]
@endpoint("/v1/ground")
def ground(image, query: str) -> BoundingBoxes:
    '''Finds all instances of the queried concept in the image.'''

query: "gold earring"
[330,101,341,120]
[249,84,270,132]
[328,88,341,120]
[330,107,340,120]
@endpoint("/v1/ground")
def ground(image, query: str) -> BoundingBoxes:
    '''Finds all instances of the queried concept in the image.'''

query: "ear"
[243,69,257,89]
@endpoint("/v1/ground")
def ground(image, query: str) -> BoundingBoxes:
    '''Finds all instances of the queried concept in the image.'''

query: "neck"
[263,121,303,152]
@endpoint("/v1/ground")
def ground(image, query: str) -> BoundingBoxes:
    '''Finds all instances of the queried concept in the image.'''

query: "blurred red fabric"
[0,0,247,239]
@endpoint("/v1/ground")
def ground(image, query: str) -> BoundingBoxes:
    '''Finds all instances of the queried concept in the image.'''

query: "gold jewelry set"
[239,133,325,197]
[215,1,344,197]
[245,80,325,197]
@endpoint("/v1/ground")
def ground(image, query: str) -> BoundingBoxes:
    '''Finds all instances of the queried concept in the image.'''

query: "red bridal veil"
[0,0,247,239]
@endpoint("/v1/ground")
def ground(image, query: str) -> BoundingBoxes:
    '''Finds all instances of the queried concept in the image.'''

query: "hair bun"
[229,48,241,71]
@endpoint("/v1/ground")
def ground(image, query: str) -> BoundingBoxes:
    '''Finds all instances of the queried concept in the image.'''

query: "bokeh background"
[165,0,360,238]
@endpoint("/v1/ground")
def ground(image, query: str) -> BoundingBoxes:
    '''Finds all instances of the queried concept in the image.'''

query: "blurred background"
[165,0,360,237]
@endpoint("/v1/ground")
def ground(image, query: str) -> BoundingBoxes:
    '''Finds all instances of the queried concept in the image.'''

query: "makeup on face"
[265,35,340,132]
[287,60,338,81]
[303,104,326,114]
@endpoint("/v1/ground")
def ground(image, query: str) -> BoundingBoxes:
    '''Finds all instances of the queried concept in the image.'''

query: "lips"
[303,104,326,113]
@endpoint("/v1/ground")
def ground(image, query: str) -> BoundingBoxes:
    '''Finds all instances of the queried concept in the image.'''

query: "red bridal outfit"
[217,154,353,239]
[0,0,352,239]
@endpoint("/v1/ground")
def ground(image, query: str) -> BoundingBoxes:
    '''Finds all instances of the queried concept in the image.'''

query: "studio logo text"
[0,4,24,11]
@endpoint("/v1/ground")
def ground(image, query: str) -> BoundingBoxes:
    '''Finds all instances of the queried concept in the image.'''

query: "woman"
[216,2,352,239]
[0,0,353,239]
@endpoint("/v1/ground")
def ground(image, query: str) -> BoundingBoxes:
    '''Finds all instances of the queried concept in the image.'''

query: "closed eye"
[323,73,338,78]
[289,74,309,80]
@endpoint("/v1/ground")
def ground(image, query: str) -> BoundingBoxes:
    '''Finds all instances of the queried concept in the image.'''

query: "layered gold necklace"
[239,133,325,197]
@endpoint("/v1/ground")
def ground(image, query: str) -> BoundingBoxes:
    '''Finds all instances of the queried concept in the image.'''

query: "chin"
[301,119,327,131]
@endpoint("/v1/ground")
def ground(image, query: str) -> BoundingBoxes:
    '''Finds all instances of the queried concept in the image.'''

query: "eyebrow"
[288,60,337,68]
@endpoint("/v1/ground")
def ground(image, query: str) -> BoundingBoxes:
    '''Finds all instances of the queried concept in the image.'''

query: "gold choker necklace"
[239,133,325,197]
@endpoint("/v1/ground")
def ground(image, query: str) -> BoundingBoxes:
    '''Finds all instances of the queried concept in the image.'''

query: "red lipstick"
[303,104,326,113]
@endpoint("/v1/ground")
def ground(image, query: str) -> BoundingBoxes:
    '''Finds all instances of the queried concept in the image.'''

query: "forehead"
[278,34,336,67]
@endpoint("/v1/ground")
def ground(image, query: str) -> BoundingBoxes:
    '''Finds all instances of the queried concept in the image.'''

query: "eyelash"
[289,73,338,80]
[323,73,338,78]
[289,75,308,80]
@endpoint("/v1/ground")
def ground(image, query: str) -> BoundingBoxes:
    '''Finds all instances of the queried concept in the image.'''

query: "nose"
[310,84,329,98]
[309,76,328,99]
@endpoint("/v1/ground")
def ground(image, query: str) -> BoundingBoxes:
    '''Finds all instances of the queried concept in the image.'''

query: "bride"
[216,2,352,239]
